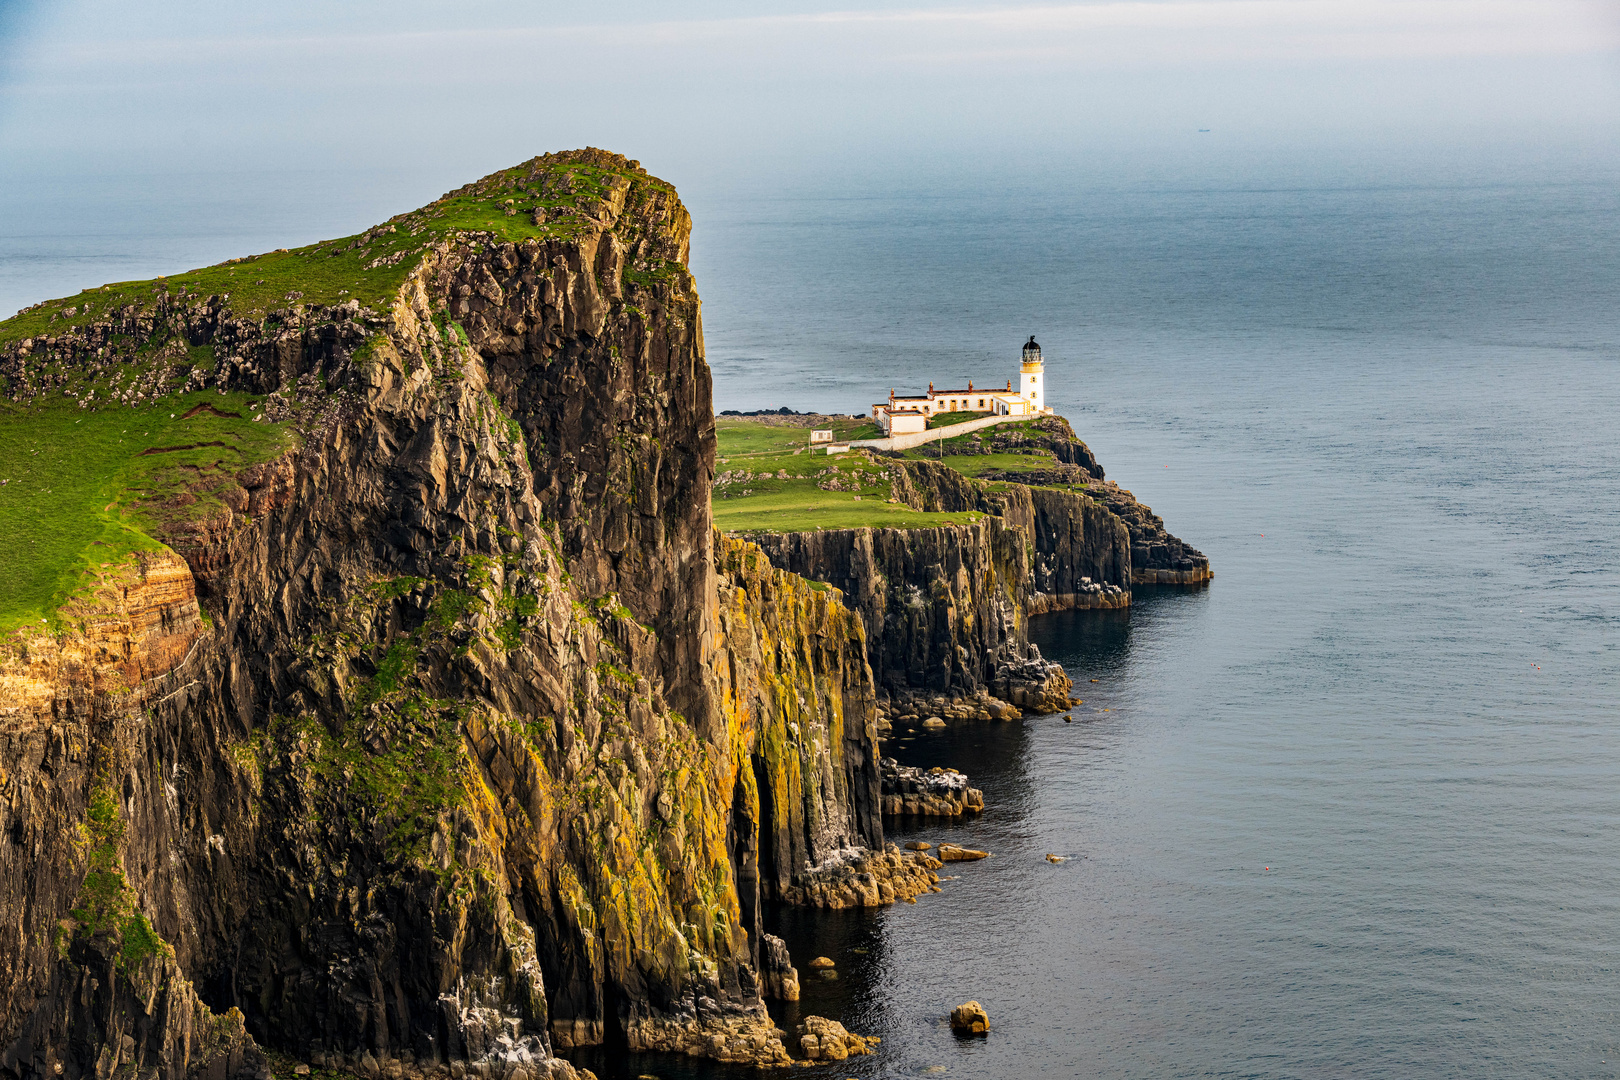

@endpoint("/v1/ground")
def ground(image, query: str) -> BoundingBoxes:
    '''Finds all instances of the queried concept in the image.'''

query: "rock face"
[0,151,893,1080]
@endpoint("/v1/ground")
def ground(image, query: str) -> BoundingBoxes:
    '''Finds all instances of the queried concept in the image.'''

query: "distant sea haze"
[690,178,1620,1078]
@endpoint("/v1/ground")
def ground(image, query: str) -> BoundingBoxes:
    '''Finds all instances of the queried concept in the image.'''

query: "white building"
[872,336,1051,435]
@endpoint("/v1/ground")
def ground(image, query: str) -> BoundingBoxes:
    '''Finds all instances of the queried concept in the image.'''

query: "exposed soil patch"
[179,403,243,420]
[136,441,232,456]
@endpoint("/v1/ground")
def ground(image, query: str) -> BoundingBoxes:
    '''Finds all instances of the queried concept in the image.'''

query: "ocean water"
[7,172,1620,1077]
[683,178,1620,1078]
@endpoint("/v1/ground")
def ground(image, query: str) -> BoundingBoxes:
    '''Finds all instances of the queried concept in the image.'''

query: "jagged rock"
[779,844,940,908]
[757,935,799,1002]
[880,759,984,818]
[904,841,931,851]
[949,1001,990,1035]
[793,1016,875,1062]
[1085,480,1212,583]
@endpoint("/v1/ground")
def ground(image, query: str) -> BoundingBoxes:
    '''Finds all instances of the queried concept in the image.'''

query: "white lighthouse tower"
[1021,335,1046,412]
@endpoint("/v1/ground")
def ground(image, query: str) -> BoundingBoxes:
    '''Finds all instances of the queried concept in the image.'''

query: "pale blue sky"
[1,1,1618,311]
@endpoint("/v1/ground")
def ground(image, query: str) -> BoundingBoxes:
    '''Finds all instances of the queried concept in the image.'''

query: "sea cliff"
[0,150,919,1080]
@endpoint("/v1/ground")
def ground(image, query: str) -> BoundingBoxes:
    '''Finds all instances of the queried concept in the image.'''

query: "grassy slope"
[713,419,983,534]
[1,156,678,346]
[0,392,296,631]
[0,152,670,632]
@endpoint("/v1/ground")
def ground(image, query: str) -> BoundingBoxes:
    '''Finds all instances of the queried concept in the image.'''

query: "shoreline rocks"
[779,844,942,908]
[880,758,985,818]
[937,844,990,862]
[793,1017,876,1063]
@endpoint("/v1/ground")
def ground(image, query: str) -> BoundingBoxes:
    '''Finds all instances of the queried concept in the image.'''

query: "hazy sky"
[1,1,1618,310]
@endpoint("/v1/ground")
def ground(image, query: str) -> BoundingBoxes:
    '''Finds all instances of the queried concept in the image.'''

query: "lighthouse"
[1021,335,1045,412]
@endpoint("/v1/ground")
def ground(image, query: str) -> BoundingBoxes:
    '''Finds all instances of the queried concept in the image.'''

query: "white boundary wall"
[850,413,1029,452]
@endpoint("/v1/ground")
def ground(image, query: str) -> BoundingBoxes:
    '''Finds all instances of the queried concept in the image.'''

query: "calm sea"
[8,172,1619,1078]
[687,177,1620,1079]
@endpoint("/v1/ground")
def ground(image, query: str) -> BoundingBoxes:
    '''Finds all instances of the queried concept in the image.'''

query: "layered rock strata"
[0,150,894,1080]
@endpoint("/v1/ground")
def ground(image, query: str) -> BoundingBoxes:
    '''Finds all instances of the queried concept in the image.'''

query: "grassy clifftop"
[0,391,295,631]
[712,413,1100,535]
[1,148,678,345]
[712,418,987,533]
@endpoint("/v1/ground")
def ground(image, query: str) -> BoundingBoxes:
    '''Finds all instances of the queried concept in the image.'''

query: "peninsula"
[0,149,1207,1080]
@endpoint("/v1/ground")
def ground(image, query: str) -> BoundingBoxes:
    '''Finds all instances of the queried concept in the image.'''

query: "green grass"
[713,417,981,534]
[713,418,879,461]
[927,410,983,429]
[1,153,681,346]
[712,487,980,534]
[0,391,297,632]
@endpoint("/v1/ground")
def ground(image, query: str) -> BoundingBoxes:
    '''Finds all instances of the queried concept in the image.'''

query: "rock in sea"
[950,1000,991,1035]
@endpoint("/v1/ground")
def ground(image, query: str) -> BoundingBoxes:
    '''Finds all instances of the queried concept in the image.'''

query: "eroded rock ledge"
[777,844,942,909]
[880,759,984,818]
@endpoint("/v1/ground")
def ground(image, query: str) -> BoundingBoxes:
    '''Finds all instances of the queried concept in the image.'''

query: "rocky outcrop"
[777,845,940,909]
[949,1001,990,1035]
[880,759,983,818]
[749,460,1116,717]
[756,936,798,1002]
[1086,480,1212,583]
[0,150,895,1080]
[792,1016,876,1063]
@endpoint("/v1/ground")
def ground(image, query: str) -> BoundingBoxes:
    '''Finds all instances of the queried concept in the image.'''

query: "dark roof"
[1024,335,1040,352]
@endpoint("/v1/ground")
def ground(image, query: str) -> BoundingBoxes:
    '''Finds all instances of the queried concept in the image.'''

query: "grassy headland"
[1,152,679,346]
[1,150,672,632]
[713,418,984,534]
[712,413,1104,536]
